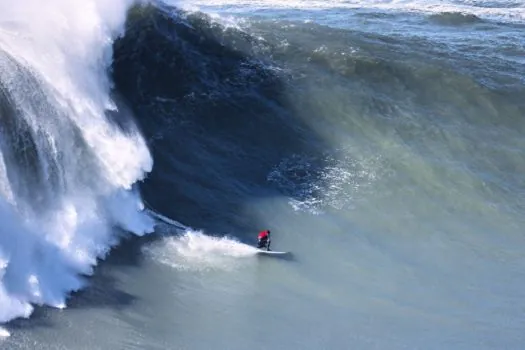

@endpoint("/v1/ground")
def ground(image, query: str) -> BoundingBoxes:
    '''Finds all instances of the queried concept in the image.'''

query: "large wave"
[0,0,154,326]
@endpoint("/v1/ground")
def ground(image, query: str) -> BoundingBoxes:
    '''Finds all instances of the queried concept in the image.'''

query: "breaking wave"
[0,0,154,328]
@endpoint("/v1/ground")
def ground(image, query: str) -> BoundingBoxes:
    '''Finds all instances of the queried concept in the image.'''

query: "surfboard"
[256,249,289,255]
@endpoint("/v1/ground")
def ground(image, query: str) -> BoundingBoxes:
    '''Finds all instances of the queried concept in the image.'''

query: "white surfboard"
[256,249,289,255]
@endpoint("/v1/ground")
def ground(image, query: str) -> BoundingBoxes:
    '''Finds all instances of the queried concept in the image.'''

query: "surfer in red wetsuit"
[257,230,271,251]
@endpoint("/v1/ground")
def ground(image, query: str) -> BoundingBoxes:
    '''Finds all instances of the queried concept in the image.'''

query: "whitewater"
[0,0,154,334]
[1,0,525,348]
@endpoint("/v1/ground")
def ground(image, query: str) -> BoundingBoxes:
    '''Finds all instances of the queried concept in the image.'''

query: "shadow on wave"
[112,3,332,237]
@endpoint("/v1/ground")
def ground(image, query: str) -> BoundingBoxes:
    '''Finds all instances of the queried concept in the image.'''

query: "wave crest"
[429,12,483,25]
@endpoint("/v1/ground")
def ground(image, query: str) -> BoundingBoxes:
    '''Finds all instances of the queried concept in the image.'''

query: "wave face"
[0,0,154,324]
[110,4,525,347]
[114,2,524,227]
[112,3,333,230]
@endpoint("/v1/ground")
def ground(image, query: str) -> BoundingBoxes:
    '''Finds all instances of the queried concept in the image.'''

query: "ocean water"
[1,0,524,349]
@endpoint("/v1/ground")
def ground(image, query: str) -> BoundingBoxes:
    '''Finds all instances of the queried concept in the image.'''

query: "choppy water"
[1,0,524,349]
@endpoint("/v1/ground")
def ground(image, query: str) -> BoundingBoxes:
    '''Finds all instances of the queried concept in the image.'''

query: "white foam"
[0,0,154,324]
[0,326,9,337]
[144,230,257,272]
[267,151,383,214]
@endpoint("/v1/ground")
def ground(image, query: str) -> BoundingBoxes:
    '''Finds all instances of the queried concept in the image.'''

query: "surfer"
[257,230,271,251]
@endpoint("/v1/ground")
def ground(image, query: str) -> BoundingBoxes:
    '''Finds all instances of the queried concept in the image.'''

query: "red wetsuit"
[257,230,271,250]
[258,230,269,240]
